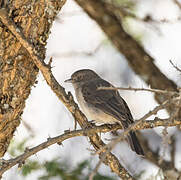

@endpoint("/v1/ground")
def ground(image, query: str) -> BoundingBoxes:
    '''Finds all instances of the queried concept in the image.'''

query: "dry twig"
[95,97,178,156]
[98,86,178,95]
[0,8,134,179]
[0,128,96,176]
[90,97,179,176]
[2,117,181,176]
[170,60,181,73]
[73,0,178,115]
[1,6,181,179]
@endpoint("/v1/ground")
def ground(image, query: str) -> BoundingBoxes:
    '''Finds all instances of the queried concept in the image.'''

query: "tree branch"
[1,5,181,179]
[72,1,181,174]
[0,8,134,179]
[94,97,179,156]
[91,97,180,177]
[98,86,178,95]
[0,129,86,176]
[1,113,181,177]
[0,0,66,157]
[73,0,178,113]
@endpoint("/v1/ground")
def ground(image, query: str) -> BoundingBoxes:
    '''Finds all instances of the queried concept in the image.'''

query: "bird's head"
[65,69,99,84]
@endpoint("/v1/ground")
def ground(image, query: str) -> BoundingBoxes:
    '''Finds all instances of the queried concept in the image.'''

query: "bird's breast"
[75,87,118,124]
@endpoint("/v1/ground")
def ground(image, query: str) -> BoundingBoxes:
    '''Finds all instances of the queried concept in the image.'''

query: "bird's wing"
[82,79,134,128]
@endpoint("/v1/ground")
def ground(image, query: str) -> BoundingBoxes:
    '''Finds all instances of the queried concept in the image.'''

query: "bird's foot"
[105,123,114,129]
[88,120,97,127]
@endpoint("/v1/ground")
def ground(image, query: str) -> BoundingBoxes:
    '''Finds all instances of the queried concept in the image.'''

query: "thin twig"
[95,97,179,155]
[170,60,181,73]
[0,8,134,179]
[98,86,178,95]
[83,118,181,133]
[170,135,176,169]
[4,116,181,175]
[0,128,92,176]
[91,97,178,175]
[89,153,106,180]
[3,117,178,177]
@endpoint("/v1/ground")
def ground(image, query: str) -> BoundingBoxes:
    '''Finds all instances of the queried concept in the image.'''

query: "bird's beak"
[64,78,72,83]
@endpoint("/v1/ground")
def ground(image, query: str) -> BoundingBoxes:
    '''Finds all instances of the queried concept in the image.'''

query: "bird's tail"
[127,131,144,156]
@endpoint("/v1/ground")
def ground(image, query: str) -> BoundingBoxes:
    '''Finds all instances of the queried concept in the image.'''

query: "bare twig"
[170,135,176,169]
[98,86,178,95]
[0,128,100,176]
[91,97,178,176]
[0,8,134,179]
[89,153,106,180]
[4,118,180,176]
[95,97,179,155]
[80,118,181,134]
[170,60,181,73]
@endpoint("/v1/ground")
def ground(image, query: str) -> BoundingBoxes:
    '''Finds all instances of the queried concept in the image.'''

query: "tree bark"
[0,0,66,157]
[0,11,135,177]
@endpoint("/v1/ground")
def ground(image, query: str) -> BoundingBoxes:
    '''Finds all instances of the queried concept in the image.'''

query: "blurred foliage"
[39,160,87,180]
[8,138,29,157]
[20,159,116,180]
[21,160,42,176]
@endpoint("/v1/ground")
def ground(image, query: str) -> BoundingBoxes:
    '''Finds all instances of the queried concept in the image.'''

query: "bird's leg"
[104,123,115,130]
[89,120,96,126]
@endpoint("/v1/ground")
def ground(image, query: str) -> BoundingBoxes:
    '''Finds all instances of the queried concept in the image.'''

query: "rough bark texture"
[74,0,178,107]
[0,11,135,177]
[0,0,66,157]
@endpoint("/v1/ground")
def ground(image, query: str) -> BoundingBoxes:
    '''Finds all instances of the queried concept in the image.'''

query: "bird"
[65,69,144,156]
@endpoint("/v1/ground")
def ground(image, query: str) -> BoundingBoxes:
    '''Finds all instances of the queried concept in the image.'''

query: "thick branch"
[73,0,178,111]
[0,8,133,179]
[0,0,66,157]
[2,4,180,178]
[1,114,181,176]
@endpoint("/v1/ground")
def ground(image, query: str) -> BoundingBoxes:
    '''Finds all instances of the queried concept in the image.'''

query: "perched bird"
[65,69,144,155]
